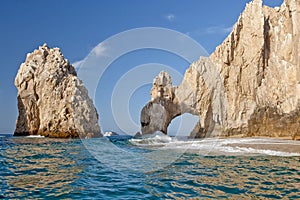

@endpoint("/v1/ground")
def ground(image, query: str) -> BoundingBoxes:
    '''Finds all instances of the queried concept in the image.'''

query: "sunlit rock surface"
[141,0,300,139]
[14,44,101,138]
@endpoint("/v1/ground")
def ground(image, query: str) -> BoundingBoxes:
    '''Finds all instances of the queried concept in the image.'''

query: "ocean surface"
[0,133,300,199]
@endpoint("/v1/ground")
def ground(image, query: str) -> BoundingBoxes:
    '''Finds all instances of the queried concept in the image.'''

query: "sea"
[0,132,299,199]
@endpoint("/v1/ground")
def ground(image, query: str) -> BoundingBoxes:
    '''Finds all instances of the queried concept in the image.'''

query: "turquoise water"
[0,134,299,199]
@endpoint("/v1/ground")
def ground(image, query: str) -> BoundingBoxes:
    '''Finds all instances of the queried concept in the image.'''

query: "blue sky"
[0,0,283,134]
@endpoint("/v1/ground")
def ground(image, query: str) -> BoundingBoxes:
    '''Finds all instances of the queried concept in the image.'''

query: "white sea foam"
[130,132,175,146]
[219,146,300,157]
[129,135,300,157]
[25,135,45,138]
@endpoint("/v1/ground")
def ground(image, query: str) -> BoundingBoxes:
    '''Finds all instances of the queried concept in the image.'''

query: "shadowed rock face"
[141,0,300,139]
[14,44,102,138]
[141,71,181,135]
[248,106,300,139]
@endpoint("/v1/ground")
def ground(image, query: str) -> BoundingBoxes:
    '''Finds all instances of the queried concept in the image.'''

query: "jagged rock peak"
[150,71,174,101]
[252,0,262,5]
[14,44,102,138]
[153,71,172,87]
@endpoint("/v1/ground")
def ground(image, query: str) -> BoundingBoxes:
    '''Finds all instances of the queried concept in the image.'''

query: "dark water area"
[0,135,299,199]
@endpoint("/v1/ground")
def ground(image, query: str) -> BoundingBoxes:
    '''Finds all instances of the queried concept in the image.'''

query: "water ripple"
[0,136,299,199]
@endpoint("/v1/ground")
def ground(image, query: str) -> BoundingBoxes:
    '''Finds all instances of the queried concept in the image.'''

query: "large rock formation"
[141,0,300,139]
[14,44,101,138]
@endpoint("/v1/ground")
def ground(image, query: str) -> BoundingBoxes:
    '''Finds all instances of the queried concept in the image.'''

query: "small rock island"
[14,44,101,138]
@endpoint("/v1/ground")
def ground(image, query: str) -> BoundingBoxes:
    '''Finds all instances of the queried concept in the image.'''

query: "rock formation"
[141,0,300,139]
[141,71,181,135]
[14,44,102,138]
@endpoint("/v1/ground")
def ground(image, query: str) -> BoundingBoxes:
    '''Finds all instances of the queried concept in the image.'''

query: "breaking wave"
[129,133,300,157]
[25,135,45,138]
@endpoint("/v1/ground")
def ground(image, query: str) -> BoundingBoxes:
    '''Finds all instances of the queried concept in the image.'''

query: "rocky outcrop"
[14,44,101,138]
[141,71,181,135]
[141,0,300,139]
[141,61,224,138]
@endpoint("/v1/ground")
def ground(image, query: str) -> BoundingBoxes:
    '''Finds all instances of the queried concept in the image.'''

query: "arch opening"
[168,113,199,137]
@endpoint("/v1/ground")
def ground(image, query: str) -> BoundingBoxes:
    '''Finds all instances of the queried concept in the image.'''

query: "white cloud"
[72,43,109,71]
[205,25,233,34]
[72,60,84,70]
[92,43,108,57]
[165,14,175,22]
[186,25,233,38]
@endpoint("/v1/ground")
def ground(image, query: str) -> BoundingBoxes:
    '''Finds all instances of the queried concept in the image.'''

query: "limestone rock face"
[14,44,102,138]
[141,71,180,134]
[141,0,300,139]
[141,62,224,137]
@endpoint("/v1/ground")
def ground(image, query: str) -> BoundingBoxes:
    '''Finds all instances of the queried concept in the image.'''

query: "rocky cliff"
[14,44,101,138]
[141,0,300,139]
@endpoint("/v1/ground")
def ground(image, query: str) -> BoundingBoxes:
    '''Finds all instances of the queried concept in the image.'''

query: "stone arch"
[140,58,225,138]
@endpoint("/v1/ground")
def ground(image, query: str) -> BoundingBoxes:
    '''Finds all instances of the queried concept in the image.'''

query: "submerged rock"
[141,0,300,139]
[14,44,102,138]
[134,132,142,138]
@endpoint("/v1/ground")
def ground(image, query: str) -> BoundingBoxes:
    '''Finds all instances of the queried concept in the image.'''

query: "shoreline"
[220,135,299,141]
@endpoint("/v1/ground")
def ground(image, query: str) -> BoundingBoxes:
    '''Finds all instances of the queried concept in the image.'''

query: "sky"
[0,0,283,135]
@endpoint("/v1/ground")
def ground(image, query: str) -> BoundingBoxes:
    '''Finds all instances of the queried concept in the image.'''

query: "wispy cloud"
[186,25,233,38]
[165,14,175,22]
[73,43,109,70]
[72,60,84,70]
[205,25,233,34]
[92,43,108,57]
